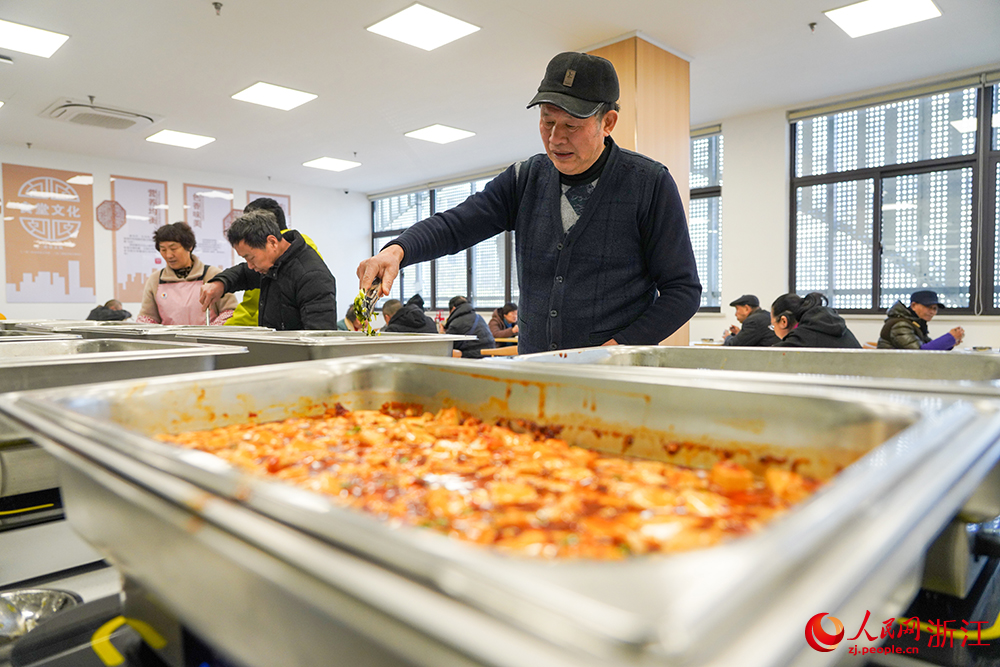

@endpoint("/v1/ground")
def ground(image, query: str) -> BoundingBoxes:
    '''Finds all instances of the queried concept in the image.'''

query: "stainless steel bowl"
[0,589,80,645]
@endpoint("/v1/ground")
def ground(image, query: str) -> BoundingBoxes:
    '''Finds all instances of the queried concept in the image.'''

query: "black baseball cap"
[729,294,760,308]
[910,290,945,307]
[526,52,620,119]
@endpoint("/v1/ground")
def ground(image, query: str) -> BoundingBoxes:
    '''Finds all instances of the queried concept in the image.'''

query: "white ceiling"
[0,0,997,195]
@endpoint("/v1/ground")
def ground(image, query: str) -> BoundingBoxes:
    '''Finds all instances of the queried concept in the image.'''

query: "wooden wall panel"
[590,37,693,346]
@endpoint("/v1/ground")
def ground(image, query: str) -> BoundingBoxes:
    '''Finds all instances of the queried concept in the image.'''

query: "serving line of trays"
[2,354,1000,667]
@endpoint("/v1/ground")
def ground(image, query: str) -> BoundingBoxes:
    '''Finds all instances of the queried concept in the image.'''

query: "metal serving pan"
[173,330,476,368]
[0,339,248,498]
[67,324,271,341]
[0,339,247,393]
[516,345,1000,383]
[0,331,81,342]
[3,356,999,667]
[13,320,117,332]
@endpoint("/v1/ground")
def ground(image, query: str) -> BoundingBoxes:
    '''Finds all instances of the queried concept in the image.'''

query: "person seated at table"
[406,293,427,311]
[877,290,964,351]
[771,292,861,348]
[441,296,495,358]
[337,307,360,331]
[381,298,437,334]
[489,302,519,340]
[87,299,132,321]
[722,294,778,347]
[199,210,337,330]
[138,222,236,325]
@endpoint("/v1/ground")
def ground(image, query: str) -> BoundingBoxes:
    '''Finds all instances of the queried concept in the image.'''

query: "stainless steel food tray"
[14,320,116,332]
[67,324,271,341]
[173,330,476,368]
[0,330,81,342]
[0,339,247,393]
[516,345,1000,384]
[3,355,1000,667]
[0,339,248,499]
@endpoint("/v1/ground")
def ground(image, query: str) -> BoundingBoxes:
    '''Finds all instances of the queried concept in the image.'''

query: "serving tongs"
[355,277,381,335]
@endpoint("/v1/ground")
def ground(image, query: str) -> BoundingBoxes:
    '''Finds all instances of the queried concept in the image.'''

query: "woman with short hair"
[137,222,236,325]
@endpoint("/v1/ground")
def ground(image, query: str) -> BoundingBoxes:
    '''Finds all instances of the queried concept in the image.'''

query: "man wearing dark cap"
[723,294,779,347]
[357,52,700,354]
[877,290,965,350]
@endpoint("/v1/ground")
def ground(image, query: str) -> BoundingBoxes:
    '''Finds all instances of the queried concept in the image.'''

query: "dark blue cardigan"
[389,140,701,354]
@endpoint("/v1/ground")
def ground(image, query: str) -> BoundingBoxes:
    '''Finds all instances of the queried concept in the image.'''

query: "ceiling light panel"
[146,130,216,149]
[405,124,475,144]
[824,0,941,38]
[303,157,361,172]
[0,19,69,58]
[367,4,480,51]
[231,82,317,111]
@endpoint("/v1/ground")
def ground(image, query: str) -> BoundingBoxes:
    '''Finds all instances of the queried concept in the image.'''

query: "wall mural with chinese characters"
[2,163,96,303]
[111,175,168,302]
[183,184,236,270]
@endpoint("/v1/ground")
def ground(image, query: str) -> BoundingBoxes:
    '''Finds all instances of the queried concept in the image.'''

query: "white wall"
[687,108,1000,350]
[0,144,370,321]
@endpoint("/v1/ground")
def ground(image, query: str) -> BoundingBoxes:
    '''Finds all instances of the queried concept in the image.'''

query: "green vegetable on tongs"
[353,277,381,336]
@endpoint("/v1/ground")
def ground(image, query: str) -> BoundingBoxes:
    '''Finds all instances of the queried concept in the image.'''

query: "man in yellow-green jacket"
[226,197,322,326]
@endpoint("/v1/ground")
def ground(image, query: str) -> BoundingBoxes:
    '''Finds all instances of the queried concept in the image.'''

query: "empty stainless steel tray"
[173,330,475,368]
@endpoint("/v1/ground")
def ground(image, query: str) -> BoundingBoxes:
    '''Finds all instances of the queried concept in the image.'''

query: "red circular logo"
[805,613,845,652]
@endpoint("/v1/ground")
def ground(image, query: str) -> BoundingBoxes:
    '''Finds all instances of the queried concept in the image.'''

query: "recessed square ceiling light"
[0,19,69,58]
[231,82,318,111]
[405,124,476,144]
[824,0,941,38]
[367,3,479,51]
[66,175,93,185]
[303,157,362,172]
[146,130,216,149]
[0,101,4,109]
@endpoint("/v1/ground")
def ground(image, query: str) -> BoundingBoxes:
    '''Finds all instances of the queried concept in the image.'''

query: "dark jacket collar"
[267,230,305,277]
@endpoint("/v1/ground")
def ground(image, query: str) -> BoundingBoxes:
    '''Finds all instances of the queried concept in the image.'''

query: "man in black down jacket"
[722,294,779,347]
[444,296,495,358]
[382,298,437,334]
[199,210,337,330]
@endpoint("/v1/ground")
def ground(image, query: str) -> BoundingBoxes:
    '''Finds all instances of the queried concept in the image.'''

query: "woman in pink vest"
[137,222,237,325]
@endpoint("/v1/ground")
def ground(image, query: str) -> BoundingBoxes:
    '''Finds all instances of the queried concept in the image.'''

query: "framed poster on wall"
[110,175,168,302]
[184,184,235,269]
[3,163,96,303]
[246,191,290,227]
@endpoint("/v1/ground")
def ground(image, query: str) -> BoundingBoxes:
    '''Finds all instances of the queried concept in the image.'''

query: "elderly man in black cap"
[877,290,965,350]
[356,52,700,354]
[723,294,779,347]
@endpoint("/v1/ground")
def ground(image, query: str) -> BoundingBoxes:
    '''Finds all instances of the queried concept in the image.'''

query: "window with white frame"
[690,131,723,309]
[791,78,999,314]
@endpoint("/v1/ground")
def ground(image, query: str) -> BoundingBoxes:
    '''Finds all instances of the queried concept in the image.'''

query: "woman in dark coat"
[770,292,861,349]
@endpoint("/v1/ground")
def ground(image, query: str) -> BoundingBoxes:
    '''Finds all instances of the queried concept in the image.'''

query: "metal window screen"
[432,182,475,307]
[373,191,430,232]
[689,196,722,308]
[794,88,978,178]
[881,168,972,308]
[690,135,723,188]
[795,179,874,309]
[993,162,1000,308]
[994,85,1000,151]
